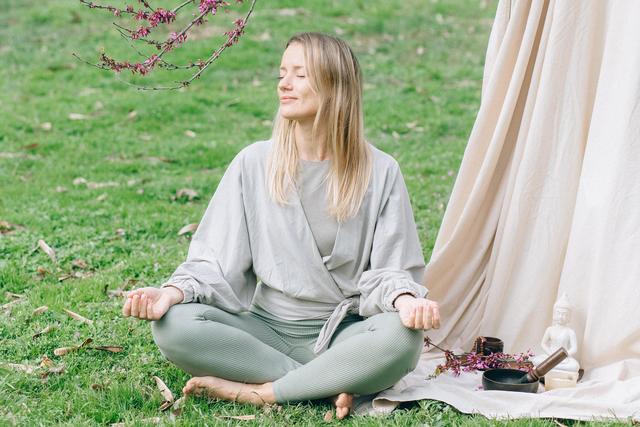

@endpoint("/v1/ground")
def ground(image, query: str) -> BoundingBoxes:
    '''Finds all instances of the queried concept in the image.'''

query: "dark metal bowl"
[482,368,539,393]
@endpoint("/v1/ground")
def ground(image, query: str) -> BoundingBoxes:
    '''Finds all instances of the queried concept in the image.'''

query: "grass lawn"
[0,0,629,425]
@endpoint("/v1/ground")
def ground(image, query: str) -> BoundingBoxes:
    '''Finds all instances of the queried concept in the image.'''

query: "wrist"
[393,293,415,310]
[163,285,184,305]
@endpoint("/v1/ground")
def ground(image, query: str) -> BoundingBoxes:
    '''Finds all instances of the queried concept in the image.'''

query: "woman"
[122,32,440,419]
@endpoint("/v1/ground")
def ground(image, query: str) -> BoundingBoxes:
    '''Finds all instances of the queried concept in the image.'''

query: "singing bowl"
[482,368,539,393]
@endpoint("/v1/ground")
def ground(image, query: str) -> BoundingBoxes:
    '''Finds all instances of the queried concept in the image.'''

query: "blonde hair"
[267,32,372,223]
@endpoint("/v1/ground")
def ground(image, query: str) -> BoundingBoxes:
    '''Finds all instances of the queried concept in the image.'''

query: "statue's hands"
[394,294,441,330]
[122,286,183,321]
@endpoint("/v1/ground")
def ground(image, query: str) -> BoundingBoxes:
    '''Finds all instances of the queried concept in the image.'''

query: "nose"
[278,74,293,91]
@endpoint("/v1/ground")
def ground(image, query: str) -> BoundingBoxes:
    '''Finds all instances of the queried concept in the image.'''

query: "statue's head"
[552,293,572,325]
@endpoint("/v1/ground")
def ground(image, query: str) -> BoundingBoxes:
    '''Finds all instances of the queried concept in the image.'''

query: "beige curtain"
[370,0,640,420]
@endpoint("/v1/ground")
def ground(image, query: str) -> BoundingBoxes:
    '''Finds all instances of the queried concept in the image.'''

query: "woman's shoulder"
[236,140,272,162]
[368,143,401,178]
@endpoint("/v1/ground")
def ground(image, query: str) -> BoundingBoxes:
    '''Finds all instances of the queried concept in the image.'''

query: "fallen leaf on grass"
[87,181,118,190]
[40,355,54,368]
[41,365,65,378]
[2,299,22,312]
[68,113,88,120]
[54,338,93,356]
[71,259,88,270]
[111,417,161,427]
[170,396,185,416]
[177,223,198,236]
[0,221,25,235]
[63,309,93,325]
[159,401,173,411]
[323,410,333,422]
[4,363,37,374]
[36,266,49,277]
[33,324,56,339]
[127,110,137,120]
[32,306,49,316]
[20,143,39,150]
[58,271,94,282]
[96,193,108,201]
[0,221,17,234]
[37,240,57,264]
[93,346,123,353]
[153,375,174,409]
[106,279,139,299]
[172,188,199,202]
[219,415,256,421]
[106,288,125,298]
[0,152,39,160]
[73,177,119,189]
[40,122,53,131]
[5,292,23,300]
[55,186,67,193]
[262,403,282,415]
[184,130,196,138]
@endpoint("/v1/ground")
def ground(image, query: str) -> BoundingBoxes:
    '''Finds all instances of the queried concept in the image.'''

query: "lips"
[280,96,297,103]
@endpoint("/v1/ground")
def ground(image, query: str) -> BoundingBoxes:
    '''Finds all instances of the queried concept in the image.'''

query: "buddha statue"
[532,293,580,374]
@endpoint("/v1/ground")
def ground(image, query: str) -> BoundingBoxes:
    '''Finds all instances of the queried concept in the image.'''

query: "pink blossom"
[131,26,150,40]
[199,0,230,15]
[169,32,188,45]
[135,10,149,20]
[224,18,245,47]
[143,54,159,68]
[148,8,176,27]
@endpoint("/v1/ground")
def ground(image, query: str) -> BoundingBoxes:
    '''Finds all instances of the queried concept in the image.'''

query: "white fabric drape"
[371,0,640,420]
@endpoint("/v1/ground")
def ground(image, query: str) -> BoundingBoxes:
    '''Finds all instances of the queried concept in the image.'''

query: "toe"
[336,406,349,420]
[183,378,200,395]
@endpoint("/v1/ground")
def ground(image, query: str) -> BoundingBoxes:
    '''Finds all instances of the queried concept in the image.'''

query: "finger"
[423,305,433,330]
[414,305,423,329]
[432,304,441,329]
[131,294,140,318]
[408,307,417,329]
[122,296,132,317]
[139,294,148,320]
[125,289,141,298]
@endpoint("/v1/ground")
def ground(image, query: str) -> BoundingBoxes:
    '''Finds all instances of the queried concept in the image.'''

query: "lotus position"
[532,293,580,374]
[122,32,440,419]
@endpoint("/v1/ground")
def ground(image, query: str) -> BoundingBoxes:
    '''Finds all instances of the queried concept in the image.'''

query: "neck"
[295,120,329,161]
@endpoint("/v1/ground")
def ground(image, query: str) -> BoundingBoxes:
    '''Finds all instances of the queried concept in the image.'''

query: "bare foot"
[182,376,276,406]
[332,392,353,420]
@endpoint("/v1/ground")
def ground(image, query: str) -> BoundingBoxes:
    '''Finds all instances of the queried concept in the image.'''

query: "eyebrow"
[279,65,305,71]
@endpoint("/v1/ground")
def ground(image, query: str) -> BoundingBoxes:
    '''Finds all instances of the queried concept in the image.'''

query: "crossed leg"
[152,305,422,418]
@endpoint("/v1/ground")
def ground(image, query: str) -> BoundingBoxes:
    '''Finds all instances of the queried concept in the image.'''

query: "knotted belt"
[313,296,360,354]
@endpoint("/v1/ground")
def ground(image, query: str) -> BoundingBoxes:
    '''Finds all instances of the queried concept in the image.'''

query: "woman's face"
[278,43,320,124]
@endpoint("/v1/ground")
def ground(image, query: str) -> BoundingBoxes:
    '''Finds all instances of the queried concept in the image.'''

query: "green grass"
[0,0,631,425]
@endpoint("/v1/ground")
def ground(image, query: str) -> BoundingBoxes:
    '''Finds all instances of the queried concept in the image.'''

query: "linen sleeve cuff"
[161,280,195,304]
[384,283,429,312]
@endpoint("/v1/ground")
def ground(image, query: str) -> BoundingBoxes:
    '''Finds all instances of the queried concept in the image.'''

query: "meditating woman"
[122,32,440,419]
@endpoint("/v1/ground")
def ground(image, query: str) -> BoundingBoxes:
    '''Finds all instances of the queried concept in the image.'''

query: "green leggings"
[151,303,423,403]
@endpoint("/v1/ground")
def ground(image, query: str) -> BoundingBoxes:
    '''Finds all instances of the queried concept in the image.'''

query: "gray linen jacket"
[162,140,428,353]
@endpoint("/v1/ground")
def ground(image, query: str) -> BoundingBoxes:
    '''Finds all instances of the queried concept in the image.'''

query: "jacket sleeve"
[357,164,428,316]
[161,152,256,313]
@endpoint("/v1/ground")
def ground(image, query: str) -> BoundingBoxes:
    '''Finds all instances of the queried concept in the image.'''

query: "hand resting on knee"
[393,294,441,330]
[122,286,184,320]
